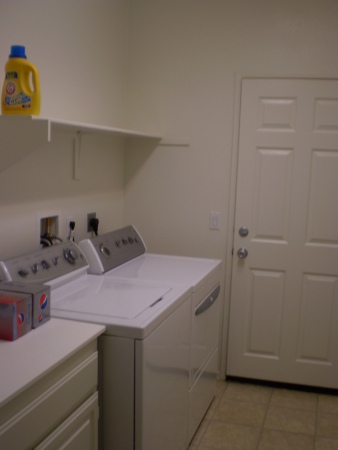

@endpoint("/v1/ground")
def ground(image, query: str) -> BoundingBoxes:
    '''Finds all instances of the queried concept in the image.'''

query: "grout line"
[193,381,229,449]
[255,385,274,449]
[313,393,319,450]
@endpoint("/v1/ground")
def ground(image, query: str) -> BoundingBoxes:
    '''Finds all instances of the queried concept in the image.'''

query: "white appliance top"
[105,253,221,290]
[50,275,171,320]
[50,274,189,338]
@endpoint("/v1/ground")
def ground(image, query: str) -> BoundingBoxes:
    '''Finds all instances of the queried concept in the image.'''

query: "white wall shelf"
[0,115,164,174]
[48,117,163,141]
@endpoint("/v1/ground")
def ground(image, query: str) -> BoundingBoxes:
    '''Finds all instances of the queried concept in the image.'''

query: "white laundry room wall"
[0,0,337,376]
[0,1,133,259]
[124,0,338,259]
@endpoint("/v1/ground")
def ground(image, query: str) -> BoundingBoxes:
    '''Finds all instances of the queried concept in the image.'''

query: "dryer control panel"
[0,241,88,285]
[79,225,146,274]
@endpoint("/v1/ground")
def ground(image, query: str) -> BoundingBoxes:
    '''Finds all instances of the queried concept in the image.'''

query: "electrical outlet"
[87,213,96,232]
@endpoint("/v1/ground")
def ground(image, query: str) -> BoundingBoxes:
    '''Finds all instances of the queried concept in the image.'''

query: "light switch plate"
[209,211,220,230]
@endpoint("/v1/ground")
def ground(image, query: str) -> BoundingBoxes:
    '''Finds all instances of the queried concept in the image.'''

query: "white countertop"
[0,318,105,408]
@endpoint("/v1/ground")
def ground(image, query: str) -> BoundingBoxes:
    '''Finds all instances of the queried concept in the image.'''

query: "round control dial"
[100,244,111,258]
[63,248,79,265]
[18,269,29,278]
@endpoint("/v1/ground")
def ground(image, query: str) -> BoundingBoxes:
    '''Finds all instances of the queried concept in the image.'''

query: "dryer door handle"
[195,284,220,316]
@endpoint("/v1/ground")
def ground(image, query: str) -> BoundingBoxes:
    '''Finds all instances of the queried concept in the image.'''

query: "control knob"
[100,244,111,258]
[41,259,50,270]
[63,248,79,265]
[52,256,60,266]
[18,269,29,278]
[31,263,39,274]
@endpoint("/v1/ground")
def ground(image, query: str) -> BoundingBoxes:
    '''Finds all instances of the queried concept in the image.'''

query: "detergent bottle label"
[4,71,32,109]
[1,46,41,115]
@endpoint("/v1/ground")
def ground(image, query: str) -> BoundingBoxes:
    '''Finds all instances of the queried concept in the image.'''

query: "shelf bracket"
[158,138,190,147]
[73,131,82,180]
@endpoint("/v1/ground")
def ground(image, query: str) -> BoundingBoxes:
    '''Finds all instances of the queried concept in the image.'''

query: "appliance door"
[188,284,221,442]
[191,284,220,384]
[135,296,191,450]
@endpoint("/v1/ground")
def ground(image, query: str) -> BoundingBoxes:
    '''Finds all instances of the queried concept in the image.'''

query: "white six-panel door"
[227,78,338,389]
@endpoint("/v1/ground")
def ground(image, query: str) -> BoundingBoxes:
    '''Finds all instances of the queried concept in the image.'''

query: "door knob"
[237,248,248,259]
[239,226,249,237]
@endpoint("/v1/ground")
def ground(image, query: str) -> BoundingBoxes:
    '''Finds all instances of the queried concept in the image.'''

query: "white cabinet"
[0,319,105,450]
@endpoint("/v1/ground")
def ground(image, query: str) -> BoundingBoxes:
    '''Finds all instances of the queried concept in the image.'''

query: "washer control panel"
[0,241,88,284]
[79,225,146,274]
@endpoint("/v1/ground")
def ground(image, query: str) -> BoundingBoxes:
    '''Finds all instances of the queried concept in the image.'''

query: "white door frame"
[219,74,338,379]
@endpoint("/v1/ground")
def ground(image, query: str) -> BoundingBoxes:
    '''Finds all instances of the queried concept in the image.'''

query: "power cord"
[90,218,99,237]
[68,221,76,241]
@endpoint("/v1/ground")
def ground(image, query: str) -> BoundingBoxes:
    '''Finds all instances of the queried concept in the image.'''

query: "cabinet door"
[35,393,99,450]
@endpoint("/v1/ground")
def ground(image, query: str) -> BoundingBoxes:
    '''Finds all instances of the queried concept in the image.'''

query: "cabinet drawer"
[35,392,99,450]
[0,351,98,450]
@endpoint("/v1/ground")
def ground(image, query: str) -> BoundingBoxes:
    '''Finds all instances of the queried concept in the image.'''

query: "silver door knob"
[237,248,248,259]
[239,226,249,237]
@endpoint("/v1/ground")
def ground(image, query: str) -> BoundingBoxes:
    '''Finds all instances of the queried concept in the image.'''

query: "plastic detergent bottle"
[1,45,41,115]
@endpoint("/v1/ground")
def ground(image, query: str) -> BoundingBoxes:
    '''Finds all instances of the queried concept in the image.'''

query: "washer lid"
[107,253,221,288]
[51,276,172,320]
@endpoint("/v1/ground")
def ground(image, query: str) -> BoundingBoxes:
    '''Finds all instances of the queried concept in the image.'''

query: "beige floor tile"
[317,413,338,438]
[205,395,221,420]
[271,387,318,411]
[194,380,338,450]
[189,417,210,448]
[224,381,272,404]
[198,447,220,450]
[201,421,260,450]
[319,395,338,415]
[315,436,338,450]
[215,379,227,399]
[258,429,314,450]
[214,399,266,427]
[265,404,316,435]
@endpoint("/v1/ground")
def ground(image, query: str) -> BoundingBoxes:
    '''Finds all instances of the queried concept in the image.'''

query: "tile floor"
[188,379,338,450]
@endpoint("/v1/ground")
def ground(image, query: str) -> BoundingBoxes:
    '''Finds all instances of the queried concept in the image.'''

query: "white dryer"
[79,225,222,445]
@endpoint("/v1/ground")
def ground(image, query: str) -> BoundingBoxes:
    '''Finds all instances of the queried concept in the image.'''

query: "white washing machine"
[79,225,222,445]
[0,226,221,450]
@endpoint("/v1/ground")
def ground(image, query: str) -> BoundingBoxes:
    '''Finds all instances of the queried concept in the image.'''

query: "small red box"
[0,292,32,341]
[0,282,50,329]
